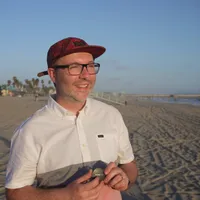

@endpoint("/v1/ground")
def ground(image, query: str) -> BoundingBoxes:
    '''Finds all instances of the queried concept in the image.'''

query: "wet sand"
[0,96,200,200]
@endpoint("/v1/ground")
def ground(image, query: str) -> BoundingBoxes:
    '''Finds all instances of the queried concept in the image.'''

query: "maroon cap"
[37,37,106,77]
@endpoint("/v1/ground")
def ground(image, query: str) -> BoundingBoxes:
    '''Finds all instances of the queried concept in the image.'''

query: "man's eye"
[69,65,80,69]
[88,64,95,68]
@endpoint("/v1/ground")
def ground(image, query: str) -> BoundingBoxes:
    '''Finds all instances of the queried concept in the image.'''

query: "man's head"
[37,37,106,102]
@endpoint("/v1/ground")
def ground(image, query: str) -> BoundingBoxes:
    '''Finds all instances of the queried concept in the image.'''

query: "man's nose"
[79,66,89,78]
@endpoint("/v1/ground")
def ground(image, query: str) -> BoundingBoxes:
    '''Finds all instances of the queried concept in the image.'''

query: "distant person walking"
[34,91,39,101]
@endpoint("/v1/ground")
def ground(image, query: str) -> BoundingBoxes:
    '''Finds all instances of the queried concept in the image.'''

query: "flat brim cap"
[37,37,106,77]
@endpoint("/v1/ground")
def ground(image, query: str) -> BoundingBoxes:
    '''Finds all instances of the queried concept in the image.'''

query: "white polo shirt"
[5,95,134,190]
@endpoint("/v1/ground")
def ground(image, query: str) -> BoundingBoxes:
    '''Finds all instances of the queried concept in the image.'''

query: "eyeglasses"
[52,63,100,76]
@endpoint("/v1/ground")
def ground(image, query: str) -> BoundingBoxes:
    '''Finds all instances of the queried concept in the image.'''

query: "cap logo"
[73,40,86,47]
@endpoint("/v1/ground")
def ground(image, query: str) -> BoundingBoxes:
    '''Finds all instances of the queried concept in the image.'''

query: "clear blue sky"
[0,0,199,94]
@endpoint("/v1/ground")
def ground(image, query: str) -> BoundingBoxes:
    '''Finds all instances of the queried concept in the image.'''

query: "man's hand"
[65,169,104,200]
[103,162,129,191]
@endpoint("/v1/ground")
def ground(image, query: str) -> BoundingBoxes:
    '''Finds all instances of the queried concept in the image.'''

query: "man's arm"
[6,186,67,200]
[6,170,104,200]
[119,160,138,187]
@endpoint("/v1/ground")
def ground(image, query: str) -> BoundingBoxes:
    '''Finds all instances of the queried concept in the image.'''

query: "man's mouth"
[75,84,90,90]
[76,84,88,88]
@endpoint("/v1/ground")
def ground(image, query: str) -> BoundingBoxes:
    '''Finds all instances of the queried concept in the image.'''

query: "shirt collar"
[81,97,90,116]
[47,94,90,117]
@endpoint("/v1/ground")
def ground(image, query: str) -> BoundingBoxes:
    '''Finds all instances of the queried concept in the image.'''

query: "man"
[34,91,39,101]
[5,37,138,200]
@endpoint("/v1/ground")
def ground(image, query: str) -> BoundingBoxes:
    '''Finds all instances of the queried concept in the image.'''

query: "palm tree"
[7,80,11,86]
[25,79,33,93]
[34,78,39,88]
[25,79,30,86]
[12,76,20,90]
[31,78,35,86]
[18,81,23,91]
[34,78,40,94]
[41,80,45,89]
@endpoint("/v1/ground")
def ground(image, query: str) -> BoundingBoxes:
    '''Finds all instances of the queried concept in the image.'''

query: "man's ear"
[48,68,56,84]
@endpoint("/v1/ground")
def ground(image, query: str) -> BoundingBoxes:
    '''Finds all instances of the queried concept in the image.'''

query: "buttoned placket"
[75,112,91,163]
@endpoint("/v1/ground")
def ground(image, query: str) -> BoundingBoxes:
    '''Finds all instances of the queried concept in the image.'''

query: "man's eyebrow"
[69,61,95,65]
[55,61,95,66]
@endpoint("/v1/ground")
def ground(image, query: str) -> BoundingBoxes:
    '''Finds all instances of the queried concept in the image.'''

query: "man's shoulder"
[14,105,50,134]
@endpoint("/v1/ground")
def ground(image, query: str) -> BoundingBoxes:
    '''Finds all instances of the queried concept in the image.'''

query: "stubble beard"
[63,86,93,103]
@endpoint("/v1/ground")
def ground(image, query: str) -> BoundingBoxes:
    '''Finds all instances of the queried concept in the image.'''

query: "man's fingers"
[94,179,104,192]
[76,169,92,184]
[104,162,116,175]
[87,180,104,197]
[107,174,122,188]
[112,179,127,191]
[82,177,100,191]
[104,167,121,184]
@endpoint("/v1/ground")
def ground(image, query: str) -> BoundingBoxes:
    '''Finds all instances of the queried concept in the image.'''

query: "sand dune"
[0,96,200,200]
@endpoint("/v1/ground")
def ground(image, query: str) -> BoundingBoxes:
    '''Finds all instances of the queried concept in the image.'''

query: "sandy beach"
[0,96,200,200]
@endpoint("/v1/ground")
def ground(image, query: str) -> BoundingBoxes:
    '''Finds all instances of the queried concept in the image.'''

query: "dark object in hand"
[84,168,106,183]
[92,168,105,181]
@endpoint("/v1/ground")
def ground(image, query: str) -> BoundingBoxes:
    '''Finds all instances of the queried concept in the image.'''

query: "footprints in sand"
[117,101,200,200]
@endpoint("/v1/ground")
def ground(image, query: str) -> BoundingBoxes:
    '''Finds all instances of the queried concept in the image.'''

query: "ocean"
[150,97,200,106]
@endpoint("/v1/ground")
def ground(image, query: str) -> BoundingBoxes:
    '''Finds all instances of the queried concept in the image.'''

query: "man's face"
[49,52,96,103]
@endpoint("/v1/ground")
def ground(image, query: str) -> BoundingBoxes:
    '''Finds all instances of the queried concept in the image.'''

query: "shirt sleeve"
[5,126,40,189]
[115,109,135,164]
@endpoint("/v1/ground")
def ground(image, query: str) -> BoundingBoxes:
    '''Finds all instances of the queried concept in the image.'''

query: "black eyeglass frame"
[51,63,100,76]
